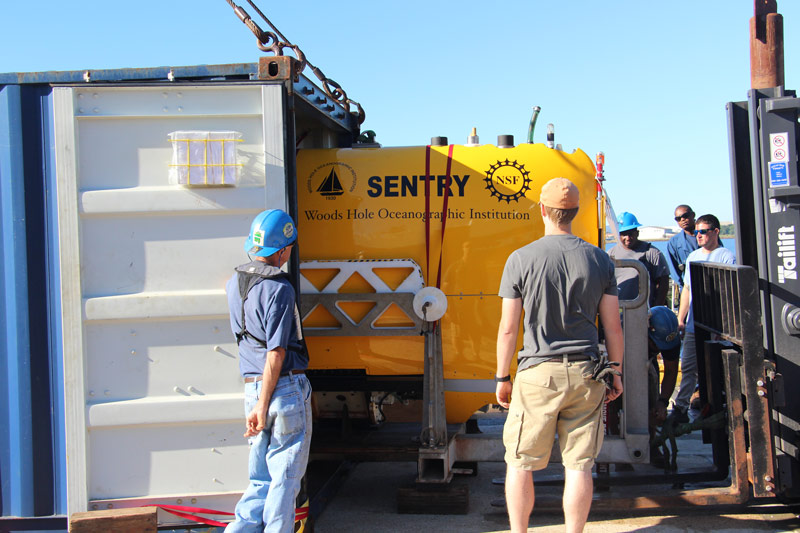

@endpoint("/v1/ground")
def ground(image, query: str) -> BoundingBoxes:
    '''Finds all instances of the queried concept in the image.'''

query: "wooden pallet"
[69,507,157,533]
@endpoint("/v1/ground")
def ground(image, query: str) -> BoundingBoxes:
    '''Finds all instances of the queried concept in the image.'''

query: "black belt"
[542,354,592,363]
[244,369,305,383]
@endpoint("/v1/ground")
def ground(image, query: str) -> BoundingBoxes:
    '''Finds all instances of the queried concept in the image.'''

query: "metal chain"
[224,0,365,125]
[243,0,291,44]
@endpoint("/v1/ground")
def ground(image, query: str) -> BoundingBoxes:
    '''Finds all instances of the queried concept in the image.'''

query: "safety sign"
[769,161,789,187]
[770,132,789,162]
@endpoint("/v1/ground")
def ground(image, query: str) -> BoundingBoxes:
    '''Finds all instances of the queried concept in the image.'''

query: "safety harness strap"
[234,262,290,349]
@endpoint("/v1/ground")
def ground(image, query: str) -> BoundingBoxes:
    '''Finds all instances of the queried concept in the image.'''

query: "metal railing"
[689,261,775,497]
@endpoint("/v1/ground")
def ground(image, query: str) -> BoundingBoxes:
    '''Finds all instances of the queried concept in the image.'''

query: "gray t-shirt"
[608,241,669,307]
[498,234,617,371]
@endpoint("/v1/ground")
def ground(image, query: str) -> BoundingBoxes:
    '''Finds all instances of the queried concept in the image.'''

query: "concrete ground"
[312,426,800,533]
[312,459,800,532]
[167,423,799,533]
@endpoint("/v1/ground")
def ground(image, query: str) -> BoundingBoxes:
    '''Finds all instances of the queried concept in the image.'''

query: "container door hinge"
[770,371,785,407]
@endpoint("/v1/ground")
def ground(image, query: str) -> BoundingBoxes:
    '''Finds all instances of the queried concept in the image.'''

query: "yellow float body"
[297,143,602,423]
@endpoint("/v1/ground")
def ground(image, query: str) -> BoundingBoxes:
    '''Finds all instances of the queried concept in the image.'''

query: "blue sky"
[3,1,798,227]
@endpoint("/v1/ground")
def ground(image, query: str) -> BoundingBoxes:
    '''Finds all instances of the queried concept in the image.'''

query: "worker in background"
[496,177,624,533]
[607,212,672,467]
[608,211,670,307]
[673,214,735,423]
[225,209,311,533]
[647,306,681,468]
[666,205,699,291]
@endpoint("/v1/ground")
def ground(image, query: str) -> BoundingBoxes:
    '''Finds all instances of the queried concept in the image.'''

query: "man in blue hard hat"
[225,209,311,533]
[666,205,699,291]
[608,212,670,308]
[608,212,672,468]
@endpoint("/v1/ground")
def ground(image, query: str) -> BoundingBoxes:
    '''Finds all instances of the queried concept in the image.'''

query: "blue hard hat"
[244,209,297,257]
[617,212,642,233]
[648,306,680,350]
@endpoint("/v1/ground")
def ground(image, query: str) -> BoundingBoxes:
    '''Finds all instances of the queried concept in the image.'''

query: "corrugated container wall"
[1,82,66,522]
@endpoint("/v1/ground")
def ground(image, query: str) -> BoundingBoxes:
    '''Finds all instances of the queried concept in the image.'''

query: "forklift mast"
[722,1,799,498]
[726,85,800,499]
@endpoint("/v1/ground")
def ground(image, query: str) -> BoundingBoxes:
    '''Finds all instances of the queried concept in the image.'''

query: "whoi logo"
[307,162,357,200]
[317,168,344,197]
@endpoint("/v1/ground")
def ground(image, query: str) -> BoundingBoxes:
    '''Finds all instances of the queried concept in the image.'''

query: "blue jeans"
[675,332,697,411]
[225,373,312,533]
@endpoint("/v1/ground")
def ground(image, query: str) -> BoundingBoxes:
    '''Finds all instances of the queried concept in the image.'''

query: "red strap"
[150,504,233,515]
[424,145,432,286]
[421,145,455,333]
[148,504,233,528]
[147,504,309,527]
[435,145,455,289]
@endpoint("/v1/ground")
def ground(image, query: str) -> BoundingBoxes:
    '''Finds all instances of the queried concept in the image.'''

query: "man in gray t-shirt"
[499,234,618,372]
[495,177,624,533]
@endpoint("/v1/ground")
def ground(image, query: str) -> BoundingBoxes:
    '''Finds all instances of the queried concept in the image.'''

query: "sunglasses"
[694,228,717,236]
[674,212,694,222]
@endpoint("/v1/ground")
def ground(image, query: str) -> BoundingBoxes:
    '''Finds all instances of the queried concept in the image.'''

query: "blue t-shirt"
[226,263,307,377]
[684,246,736,333]
[667,231,698,289]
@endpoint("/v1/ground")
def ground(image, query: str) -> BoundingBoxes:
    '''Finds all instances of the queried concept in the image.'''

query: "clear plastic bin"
[168,131,243,186]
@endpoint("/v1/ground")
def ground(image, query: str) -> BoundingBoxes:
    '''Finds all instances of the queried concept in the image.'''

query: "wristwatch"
[494,374,511,383]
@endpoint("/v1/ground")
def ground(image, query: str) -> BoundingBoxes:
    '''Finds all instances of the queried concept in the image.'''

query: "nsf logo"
[484,159,532,203]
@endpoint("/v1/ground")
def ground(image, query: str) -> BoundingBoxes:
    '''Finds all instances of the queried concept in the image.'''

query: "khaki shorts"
[503,360,606,472]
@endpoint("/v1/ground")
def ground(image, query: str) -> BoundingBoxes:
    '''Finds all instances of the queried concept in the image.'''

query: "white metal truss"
[299,259,425,336]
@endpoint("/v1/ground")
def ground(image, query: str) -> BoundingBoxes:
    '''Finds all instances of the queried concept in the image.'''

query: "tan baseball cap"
[540,177,579,209]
